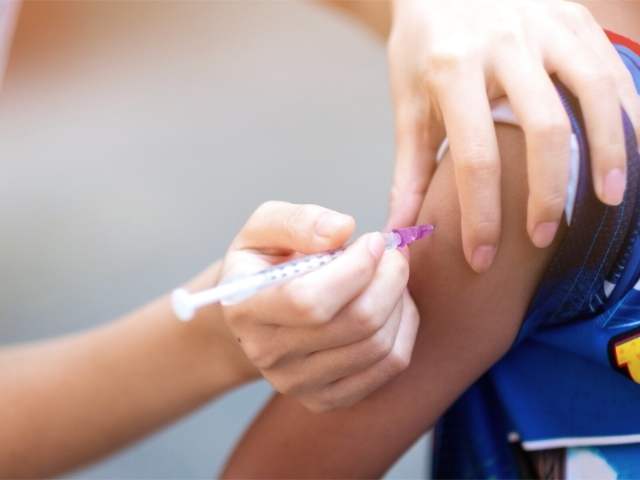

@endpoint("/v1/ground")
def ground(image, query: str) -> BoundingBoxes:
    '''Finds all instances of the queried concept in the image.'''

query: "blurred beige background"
[0,1,428,477]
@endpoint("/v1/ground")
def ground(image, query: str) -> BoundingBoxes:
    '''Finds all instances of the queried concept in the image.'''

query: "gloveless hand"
[387,0,640,272]
[221,202,419,412]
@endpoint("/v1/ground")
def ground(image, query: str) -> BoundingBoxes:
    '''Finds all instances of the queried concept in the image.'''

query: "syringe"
[172,224,434,321]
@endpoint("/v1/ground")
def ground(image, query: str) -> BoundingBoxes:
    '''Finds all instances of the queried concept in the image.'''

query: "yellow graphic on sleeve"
[614,334,640,383]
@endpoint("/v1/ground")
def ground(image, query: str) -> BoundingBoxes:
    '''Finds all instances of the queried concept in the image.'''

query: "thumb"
[233,201,355,254]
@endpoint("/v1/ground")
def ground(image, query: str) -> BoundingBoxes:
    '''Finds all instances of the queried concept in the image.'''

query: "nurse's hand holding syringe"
[0,200,431,477]
[179,201,430,413]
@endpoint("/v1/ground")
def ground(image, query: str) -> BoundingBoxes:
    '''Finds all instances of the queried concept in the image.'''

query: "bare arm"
[0,198,417,478]
[0,262,257,478]
[222,125,562,478]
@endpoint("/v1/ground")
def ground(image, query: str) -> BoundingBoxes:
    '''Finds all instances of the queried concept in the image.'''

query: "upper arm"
[221,125,563,478]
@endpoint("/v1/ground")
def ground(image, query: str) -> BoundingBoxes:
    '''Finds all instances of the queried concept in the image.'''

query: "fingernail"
[368,233,386,259]
[532,221,559,248]
[471,245,496,273]
[315,212,352,238]
[601,168,626,205]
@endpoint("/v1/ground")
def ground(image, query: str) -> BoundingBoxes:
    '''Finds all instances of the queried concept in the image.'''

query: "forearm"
[0,261,257,477]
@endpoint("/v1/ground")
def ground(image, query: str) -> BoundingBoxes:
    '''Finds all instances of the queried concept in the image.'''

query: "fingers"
[545,30,627,206]
[285,249,410,354]
[436,69,501,273]
[300,292,419,412]
[226,246,414,409]
[582,23,640,151]
[268,296,404,396]
[225,242,408,372]
[278,233,386,326]
[231,233,386,328]
[386,100,440,230]
[233,201,355,253]
[494,48,571,248]
[559,2,640,148]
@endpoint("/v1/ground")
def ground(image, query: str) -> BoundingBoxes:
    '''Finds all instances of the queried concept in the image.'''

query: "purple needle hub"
[392,224,435,248]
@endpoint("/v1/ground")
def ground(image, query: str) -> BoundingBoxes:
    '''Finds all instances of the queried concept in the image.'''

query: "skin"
[0,262,255,477]
[221,124,563,479]
[0,203,417,478]
[221,202,419,413]
[2,0,638,476]
[329,0,640,273]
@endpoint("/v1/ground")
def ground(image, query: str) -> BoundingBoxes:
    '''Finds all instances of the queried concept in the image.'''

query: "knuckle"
[369,330,395,360]
[386,348,411,374]
[526,115,571,144]
[243,340,268,368]
[303,302,330,324]
[455,147,499,178]
[304,399,332,414]
[354,298,376,322]
[242,338,283,370]
[427,44,469,72]
[302,400,323,413]
[351,301,382,335]
[302,304,329,324]
[534,190,566,216]
[273,375,304,396]
[311,390,339,413]
[284,286,328,323]
[424,45,472,89]
[469,219,500,243]
[256,351,279,370]
[283,204,310,241]
[241,339,259,362]
[470,214,500,231]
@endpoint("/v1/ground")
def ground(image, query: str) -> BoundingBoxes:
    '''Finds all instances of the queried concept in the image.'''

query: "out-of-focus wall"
[0,1,428,477]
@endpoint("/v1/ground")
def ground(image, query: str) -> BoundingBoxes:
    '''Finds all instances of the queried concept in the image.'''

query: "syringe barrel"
[172,226,434,319]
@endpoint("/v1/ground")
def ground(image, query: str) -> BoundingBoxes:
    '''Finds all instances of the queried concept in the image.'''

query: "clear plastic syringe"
[172,224,434,321]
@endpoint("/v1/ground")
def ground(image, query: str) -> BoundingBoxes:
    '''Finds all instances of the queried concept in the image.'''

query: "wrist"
[182,262,260,387]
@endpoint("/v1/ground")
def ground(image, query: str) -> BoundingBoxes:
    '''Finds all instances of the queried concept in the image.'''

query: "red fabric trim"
[605,30,640,56]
